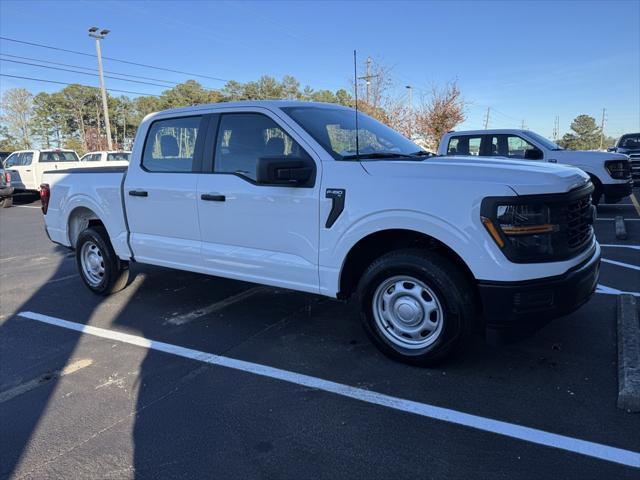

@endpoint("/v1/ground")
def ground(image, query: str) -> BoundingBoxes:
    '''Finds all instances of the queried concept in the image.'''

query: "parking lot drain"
[16,310,640,469]
[618,295,640,413]
[615,216,628,240]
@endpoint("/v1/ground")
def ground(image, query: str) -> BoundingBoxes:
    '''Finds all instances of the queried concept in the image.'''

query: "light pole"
[88,26,113,150]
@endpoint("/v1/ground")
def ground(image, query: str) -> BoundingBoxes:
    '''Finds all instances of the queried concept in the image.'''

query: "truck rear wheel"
[357,249,475,366]
[76,226,129,295]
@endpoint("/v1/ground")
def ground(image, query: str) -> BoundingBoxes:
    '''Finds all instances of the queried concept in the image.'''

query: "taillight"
[40,183,50,215]
[4,172,9,184]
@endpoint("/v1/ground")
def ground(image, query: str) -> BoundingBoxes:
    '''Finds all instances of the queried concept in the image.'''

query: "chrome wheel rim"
[80,241,105,287]
[372,275,444,350]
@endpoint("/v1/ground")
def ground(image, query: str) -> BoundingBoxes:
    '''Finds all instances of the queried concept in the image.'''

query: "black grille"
[562,194,593,250]
[629,155,640,183]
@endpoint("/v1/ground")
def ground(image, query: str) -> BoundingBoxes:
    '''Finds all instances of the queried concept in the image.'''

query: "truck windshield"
[282,106,424,160]
[525,131,563,151]
[618,134,640,149]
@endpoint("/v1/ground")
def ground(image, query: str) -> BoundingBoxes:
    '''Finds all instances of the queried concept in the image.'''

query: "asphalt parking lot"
[1,191,639,479]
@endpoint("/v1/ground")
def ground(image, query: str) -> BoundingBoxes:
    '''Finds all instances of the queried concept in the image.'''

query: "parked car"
[79,150,131,167]
[608,132,640,186]
[40,101,600,365]
[4,149,79,192]
[0,166,13,208]
[438,129,632,205]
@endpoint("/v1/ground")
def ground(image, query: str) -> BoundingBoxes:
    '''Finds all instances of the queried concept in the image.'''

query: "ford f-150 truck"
[438,129,632,205]
[41,101,601,365]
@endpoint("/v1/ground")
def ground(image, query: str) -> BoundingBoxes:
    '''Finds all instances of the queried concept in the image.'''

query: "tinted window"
[107,152,130,162]
[143,116,201,172]
[40,151,78,162]
[21,152,34,165]
[4,153,19,167]
[447,136,483,156]
[619,134,640,149]
[214,113,309,181]
[506,136,535,159]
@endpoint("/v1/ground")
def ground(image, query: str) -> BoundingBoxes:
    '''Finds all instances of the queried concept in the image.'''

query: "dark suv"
[609,133,640,186]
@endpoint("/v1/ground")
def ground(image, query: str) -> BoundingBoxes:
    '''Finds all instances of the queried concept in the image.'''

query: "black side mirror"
[256,156,315,187]
[524,148,543,160]
[606,146,615,152]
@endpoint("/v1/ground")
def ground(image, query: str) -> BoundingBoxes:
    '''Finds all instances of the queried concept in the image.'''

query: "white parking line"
[601,259,640,271]
[600,244,640,250]
[596,217,640,222]
[16,310,640,469]
[596,284,640,298]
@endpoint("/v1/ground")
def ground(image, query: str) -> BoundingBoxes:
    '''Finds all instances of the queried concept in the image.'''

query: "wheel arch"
[337,228,478,305]
[67,206,105,248]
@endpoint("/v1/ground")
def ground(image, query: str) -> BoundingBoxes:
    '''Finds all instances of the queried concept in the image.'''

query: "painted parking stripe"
[596,284,640,298]
[600,244,640,251]
[16,310,640,469]
[601,258,640,271]
[596,217,640,222]
[631,193,640,217]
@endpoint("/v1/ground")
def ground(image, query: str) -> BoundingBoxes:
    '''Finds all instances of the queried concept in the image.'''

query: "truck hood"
[361,156,590,196]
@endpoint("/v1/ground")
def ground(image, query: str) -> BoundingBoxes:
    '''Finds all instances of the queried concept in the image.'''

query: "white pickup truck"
[4,149,80,192]
[438,129,632,205]
[41,101,601,364]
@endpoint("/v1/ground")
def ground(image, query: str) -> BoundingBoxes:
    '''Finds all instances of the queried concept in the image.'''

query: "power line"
[0,58,172,88]
[0,53,178,86]
[0,36,229,83]
[0,73,160,97]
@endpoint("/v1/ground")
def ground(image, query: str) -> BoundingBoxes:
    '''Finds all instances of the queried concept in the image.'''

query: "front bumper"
[602,180,633,202]
[478,244,600,344]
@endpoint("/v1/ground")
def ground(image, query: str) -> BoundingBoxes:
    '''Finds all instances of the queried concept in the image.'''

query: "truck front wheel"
[357,249,475,366]
[76,226,129,295]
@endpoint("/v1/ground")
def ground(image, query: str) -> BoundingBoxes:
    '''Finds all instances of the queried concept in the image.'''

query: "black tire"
[0,196,12,208]
[76,226,129,295]
[357,249,475,366]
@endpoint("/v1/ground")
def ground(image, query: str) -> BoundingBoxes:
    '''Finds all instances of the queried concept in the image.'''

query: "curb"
[617,294,640,412]
[615,215,627,240]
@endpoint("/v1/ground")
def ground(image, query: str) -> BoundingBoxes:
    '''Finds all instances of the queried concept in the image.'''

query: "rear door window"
[40,152,78,162]
[447,136,483,155]
[143,116,201,172]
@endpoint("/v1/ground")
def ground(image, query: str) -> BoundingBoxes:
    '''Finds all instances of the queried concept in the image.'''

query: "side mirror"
[606,146,615,152]
[256,156,315,187]
[524,148,543,160]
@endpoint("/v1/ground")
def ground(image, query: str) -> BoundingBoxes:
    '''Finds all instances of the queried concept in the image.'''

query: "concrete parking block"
[618,294,640,412]
[615,216,628,240]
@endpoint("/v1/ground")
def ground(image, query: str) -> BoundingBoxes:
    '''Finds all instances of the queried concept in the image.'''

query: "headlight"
[605,159,630,179]
[482,204,559,257]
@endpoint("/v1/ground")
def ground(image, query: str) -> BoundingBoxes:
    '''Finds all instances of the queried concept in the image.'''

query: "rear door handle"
[129,190,148,197]
[201,193,226,202]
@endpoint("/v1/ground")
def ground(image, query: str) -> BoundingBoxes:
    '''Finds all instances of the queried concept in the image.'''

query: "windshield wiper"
[342,152,417,160]
[409,150,432,156]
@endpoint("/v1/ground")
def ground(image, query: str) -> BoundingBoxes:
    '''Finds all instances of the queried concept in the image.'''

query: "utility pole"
[552,115,559,141]
[357,56,378,105]
[483,107,491,129]
[88,26,113,150]
[521,120,527,130]
[405,85,413,137]
[599,107,607,150]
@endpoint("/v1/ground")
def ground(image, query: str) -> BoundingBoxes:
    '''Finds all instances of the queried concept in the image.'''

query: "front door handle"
[201,193,226,202]
[129,190,148,197]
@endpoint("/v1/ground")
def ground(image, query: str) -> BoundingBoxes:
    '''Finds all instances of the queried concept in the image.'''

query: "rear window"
[40,151,79,162]
[142,116,201,172]
[107,152,130,162]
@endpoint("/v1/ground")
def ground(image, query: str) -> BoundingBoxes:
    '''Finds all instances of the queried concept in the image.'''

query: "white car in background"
[79,151,131,167]
[3,149,79,192]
